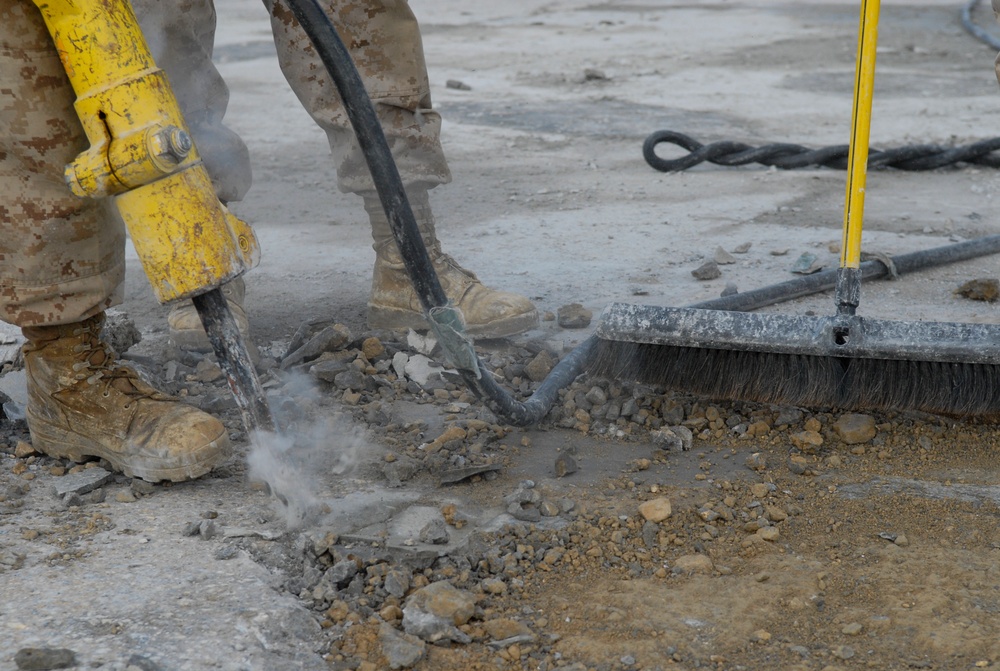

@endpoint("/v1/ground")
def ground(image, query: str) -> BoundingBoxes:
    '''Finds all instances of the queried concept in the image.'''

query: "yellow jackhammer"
[31,0,275,435]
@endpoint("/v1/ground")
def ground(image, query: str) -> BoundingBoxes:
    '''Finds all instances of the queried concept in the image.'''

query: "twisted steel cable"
[643,130,1000,172]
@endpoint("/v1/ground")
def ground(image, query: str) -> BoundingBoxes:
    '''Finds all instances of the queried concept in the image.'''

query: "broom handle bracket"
[836,267,862,316]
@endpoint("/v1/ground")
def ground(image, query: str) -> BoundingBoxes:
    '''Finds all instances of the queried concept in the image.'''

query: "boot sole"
[368,305,539,339]
[26,407,230,483]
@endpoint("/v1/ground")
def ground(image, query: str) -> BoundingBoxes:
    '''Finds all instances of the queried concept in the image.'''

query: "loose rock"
[379,622,426,669]
[14,648,77,671]
[833,413,876,444]
[673,553,714,574]
[557,303,593,329]
[692,261,721,280]
[638,497,672,523]
[402,581,476,643]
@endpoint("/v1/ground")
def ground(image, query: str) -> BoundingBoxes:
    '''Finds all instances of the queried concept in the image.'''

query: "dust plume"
[247,375,372,529]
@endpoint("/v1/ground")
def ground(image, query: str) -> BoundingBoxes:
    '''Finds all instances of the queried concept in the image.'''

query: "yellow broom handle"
[842,0,880,269]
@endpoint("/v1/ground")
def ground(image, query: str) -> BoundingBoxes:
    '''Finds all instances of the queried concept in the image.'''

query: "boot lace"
[69,321,155,407]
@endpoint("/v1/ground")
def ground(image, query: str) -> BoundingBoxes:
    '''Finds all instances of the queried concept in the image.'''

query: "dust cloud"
[246,374,371,529]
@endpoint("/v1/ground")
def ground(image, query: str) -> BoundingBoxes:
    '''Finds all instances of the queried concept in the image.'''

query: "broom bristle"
[589,339,1000,418]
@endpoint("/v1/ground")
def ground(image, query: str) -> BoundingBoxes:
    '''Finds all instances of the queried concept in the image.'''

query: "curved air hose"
[283,0,592,426]
[283,0,1000,426]
[962,0,1000,51]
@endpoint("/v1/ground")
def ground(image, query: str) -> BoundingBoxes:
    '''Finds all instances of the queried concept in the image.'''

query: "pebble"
[651,426,691,451]
[691,260,722,280]
[842,622,863,635]
[714,246,736,265]
[50,468,113,498]
[378,622,426,669]
[954,277,999,302]
[745,452,767,471]
[765,506,788,522]
[124,653,164,671]
[833,413,876,444]
[482,578,508,595]
[790,430,823,452]
[774,407,803,426]
[213,546,239,561]
[282,323,351,368]
[557,303,593,329]
[791,252,823,274]
[483,618,532,641]
[672,553,714,574]
[14,441,35,458]
[14,647,76,671]
[361,336,385,360]
[384,569,410,599]
[402,581,476,643]
[539,500,560,517]
[418,518,450,545]
[756,526,780,542]
[831,645,856,660]
[554,452,578,479]
[328,558,360,586]
[524,351,555,382]
[638,497,672,523]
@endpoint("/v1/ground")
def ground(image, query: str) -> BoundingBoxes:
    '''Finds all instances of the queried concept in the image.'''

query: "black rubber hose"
[693,234,1000,312]
[282,0,589,426]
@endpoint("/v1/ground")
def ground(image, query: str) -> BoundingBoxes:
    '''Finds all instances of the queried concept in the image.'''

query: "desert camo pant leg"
[0,0,251,328]
[0,2,124,328]
[132,0,252,203]
[264,0,452,193]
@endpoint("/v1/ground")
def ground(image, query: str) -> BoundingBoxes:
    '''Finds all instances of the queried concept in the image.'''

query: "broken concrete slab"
[51,468,115,498]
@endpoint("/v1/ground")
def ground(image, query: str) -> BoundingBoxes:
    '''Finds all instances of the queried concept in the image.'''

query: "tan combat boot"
[365,190,538,338]
[166,277,258,362]
[23,314,230,482]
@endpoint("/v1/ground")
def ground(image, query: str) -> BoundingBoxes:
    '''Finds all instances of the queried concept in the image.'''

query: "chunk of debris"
[14,647,77,671]
[554,452,578,477]
[691,261,721,280]
[714,246,736,265]
[954,278,999,302]
[438,464,502,485]
[791,252,823,274]
[557,303,592,329]
[281,323,351,368]
[379,622,426,669]
[402,581,476,643]
[418,517,451,545]
[50,468,113,499]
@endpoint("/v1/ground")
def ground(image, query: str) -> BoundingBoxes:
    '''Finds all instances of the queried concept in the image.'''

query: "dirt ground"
[5,1,1000,670]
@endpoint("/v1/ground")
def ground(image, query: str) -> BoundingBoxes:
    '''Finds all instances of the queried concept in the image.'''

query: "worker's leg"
[128,0,255,352]
[264,0,538,337]
[0,1,230,481]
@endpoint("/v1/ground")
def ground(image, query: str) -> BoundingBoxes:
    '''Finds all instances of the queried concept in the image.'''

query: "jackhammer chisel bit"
[193,289,276,435]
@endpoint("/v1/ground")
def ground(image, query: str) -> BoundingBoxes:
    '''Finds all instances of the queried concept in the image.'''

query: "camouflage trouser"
[0,0,450,327]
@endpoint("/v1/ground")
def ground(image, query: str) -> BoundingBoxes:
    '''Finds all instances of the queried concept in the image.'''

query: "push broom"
[590,0,1000,418]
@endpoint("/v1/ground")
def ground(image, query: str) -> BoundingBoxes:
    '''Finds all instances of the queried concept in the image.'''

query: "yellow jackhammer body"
[31,0,274,433]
